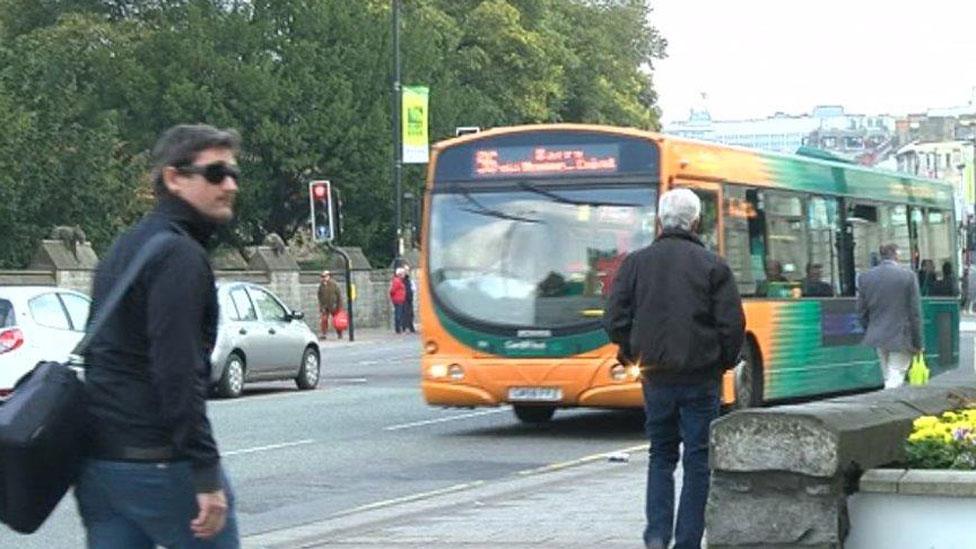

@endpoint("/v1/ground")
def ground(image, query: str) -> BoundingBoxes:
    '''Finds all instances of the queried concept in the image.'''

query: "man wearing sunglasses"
[77,124,241,547]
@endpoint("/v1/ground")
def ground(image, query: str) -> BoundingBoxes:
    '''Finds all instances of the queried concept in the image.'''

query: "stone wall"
[706,382,976,548]
[1,239,417,333]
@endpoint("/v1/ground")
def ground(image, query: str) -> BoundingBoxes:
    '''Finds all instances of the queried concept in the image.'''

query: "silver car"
[211,282,321,398]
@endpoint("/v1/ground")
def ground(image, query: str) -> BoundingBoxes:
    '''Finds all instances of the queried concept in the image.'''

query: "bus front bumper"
[420,356,645,408]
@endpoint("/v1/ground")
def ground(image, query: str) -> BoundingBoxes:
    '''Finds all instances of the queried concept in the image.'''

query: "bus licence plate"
[508,387,563,402]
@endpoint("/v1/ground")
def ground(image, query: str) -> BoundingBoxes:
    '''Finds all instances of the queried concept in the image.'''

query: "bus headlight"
[428,364,448,378]
[448,364,465,381]
[610,363,641,381]
[610,363,627,381]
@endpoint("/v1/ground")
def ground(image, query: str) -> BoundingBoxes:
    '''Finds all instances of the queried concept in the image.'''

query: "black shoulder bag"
[0,231,177,534]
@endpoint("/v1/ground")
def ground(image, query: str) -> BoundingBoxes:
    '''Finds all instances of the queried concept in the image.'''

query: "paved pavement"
[316,327,413,348]
[253,327,657,548]
[244,445,653,549]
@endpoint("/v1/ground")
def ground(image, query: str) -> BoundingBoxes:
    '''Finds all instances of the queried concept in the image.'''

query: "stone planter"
[846,469,976,549]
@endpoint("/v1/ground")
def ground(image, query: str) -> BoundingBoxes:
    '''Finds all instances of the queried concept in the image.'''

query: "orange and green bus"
[419,124,960,423]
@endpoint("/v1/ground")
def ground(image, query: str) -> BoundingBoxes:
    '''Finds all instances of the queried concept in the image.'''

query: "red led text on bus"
[474,147,618,177]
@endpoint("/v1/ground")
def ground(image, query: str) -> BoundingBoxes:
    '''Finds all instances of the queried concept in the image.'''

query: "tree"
[0,0,667,267]
[0,14,146,267]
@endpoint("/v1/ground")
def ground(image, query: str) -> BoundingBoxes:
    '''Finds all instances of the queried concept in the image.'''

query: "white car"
[0,286,91,393]
[210,282,321,398]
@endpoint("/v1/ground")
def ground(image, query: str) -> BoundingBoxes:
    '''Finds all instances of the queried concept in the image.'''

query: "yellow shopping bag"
[908,353,929,386]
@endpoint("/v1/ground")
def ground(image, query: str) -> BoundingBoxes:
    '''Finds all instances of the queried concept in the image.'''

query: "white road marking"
[223,439,316,457]
[355,355,416,365]
[331,480,487,517]
[962,321,976,333]
[209,388,327,406]
[383,407,512,431]
[517,443,649,476]
[325,377,369,384]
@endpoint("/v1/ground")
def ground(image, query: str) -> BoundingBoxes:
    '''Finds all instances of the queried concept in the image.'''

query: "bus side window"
[914,208,957,296]
[723,184,764,297]
[804,197,838,297]
[847,203,881,289]
[686,188,719,253]
[762,190,807,297]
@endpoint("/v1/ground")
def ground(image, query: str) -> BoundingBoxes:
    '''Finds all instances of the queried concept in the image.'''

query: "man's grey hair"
[658,188,701,231]
[879,243,899,260]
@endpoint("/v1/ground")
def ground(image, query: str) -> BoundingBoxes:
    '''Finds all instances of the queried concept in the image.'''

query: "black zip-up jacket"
[83,196,222,492]
[605,228,745,384]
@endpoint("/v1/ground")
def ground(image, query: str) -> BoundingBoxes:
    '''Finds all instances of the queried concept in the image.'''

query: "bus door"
[672,180,723,254]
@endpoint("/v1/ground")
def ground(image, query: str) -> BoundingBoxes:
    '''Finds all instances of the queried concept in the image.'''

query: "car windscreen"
[0,299,14,328]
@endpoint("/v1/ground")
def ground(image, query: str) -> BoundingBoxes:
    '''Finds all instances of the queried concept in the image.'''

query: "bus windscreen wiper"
[455,187,540,224]
[516,181,640,208]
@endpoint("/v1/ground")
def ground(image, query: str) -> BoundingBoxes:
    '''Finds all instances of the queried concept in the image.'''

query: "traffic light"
[309,180,333,242]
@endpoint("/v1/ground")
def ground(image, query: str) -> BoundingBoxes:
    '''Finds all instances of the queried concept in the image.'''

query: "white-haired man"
[606,187,745,549]
[389,267,408,333]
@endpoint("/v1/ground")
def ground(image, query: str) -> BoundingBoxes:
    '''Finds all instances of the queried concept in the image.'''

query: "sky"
[651,0,976,124]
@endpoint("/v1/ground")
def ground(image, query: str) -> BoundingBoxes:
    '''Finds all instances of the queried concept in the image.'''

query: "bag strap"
[72,228,186,356]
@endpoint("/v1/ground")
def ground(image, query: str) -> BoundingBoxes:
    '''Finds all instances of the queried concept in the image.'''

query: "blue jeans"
[75,460,240,549]
[642,380,720,549]
[393,303,406,333]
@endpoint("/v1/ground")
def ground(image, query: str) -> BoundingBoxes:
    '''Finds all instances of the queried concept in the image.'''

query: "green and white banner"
[402,86,429,164]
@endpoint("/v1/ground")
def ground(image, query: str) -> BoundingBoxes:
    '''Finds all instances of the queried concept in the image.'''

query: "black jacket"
[83,196,222,492]
[605,228,745,384]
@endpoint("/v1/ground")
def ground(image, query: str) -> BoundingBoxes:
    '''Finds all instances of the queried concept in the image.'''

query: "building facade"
[664,105,896,165]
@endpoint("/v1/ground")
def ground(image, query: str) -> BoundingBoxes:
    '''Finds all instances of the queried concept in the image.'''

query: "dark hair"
[879,243,898,260]
[151,124,241,196]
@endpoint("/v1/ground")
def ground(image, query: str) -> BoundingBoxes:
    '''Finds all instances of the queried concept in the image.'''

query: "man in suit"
[857,243,923,389]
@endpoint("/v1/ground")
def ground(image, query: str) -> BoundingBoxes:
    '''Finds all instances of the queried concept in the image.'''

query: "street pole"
[326,242,355,342]
[391,0,403,263]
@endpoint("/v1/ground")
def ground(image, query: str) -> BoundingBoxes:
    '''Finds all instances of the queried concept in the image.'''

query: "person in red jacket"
[390,267,407,333]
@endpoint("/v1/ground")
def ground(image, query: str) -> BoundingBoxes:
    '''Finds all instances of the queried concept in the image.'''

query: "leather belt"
[92,444,175,462]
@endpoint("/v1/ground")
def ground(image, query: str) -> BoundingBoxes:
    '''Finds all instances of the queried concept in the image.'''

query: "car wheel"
[295,347,320,390]
[218,352,245,399]
[513,405,556,424]
[733,340,763,410]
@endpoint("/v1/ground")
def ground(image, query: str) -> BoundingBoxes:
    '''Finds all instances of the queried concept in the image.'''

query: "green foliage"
[0,0,665,268]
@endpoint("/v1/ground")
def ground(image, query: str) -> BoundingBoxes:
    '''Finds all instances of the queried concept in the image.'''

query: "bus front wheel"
[733,341,763,409]
[513,405,556,424]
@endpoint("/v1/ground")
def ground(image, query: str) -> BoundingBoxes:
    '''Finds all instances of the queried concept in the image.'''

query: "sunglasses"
[176,162,241,185]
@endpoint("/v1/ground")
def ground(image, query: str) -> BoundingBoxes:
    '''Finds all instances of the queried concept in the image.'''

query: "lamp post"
[391,0,403,262]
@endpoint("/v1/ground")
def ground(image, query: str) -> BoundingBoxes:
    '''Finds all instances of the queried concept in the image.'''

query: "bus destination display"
[473,144,619,178]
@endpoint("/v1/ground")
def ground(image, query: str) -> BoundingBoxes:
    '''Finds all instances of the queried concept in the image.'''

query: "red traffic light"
[312,184,328,199]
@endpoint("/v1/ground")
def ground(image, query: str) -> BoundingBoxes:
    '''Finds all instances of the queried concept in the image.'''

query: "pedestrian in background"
[402,264,417,334]
[390,267,407,333]
[78,124,241,547]
[857,243,923,389]
[606,188,745,549]
[317,270,344,339]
